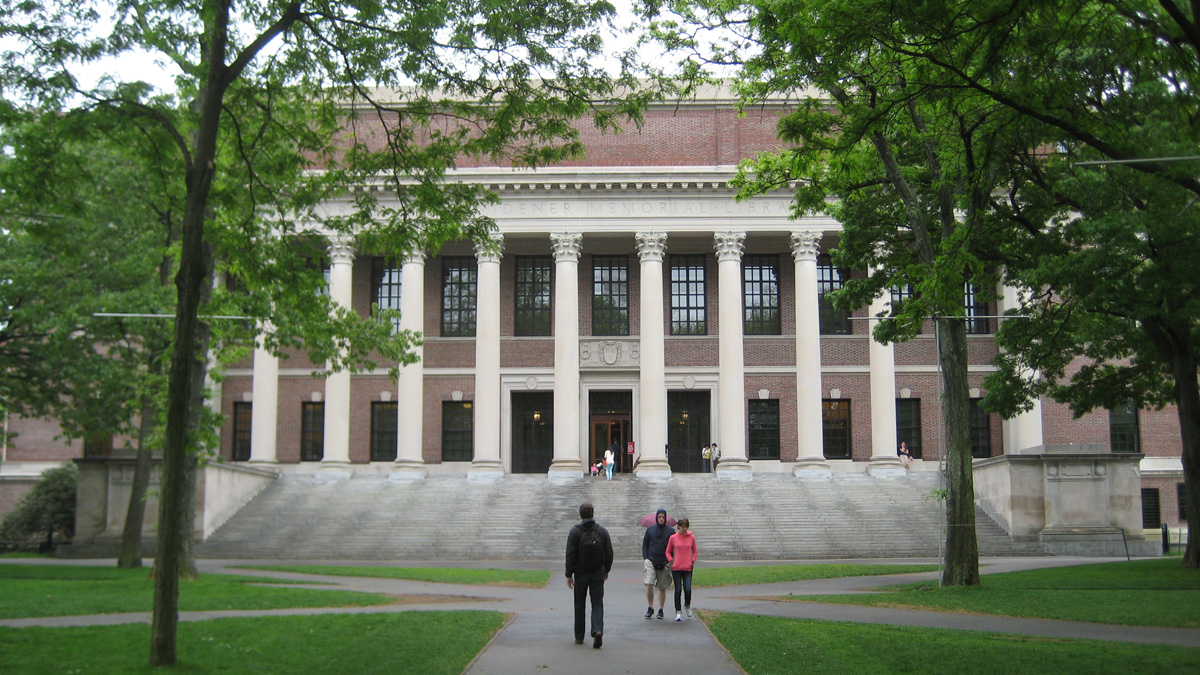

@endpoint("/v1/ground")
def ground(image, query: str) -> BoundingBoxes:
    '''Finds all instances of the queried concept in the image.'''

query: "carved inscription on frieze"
[579,340,640,368]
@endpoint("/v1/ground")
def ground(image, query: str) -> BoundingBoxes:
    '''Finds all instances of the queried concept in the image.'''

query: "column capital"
[790,231,821,262]
[403,248,426,266]
[327,233,356,265]
[475,233,504,264]
[551,232,582,262]
[713,231,746,262]
[635,231,668,262]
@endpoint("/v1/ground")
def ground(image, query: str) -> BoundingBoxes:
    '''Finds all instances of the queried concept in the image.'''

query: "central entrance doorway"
[667,390,711,473]
[589,391,632,474]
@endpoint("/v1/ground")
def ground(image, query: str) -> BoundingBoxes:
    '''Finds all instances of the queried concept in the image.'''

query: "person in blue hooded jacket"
[641,508,675,619]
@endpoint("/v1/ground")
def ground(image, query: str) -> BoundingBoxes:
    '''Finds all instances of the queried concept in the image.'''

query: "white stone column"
[868,276,903,477]
[320,234,354,476]
[635,232,671,479]
[549,232,585,480]
[714,232,752,480]
[470,234,504,480]
[1000,283,1044,454]
[391,249,428,481]
[791,232,830,478]
[248,328,279,465]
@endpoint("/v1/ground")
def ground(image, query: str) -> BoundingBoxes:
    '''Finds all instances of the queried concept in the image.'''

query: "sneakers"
[685,606,692,618]
[675,611,682,621]
[644,607,654,619]
[656,609,664,620]
[592,631,603,649]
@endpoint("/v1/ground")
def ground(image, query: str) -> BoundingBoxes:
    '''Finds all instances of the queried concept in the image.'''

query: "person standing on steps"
[701,443,711,473]
[605,442,616,480]
[710,443,720,471]
[666,518,697,621]
[898,441,912,470]
[642,508,675,619]
[566,502,614,648]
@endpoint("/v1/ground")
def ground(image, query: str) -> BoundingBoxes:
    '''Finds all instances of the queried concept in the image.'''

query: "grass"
[701,610,1200,675]
[234,564,552,588]
[0,611,508,674]
[773,558,1200,628]
[0,564,394,620]
[694,563,939,587]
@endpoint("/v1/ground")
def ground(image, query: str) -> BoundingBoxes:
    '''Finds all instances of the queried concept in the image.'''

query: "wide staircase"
[198,472,1046,561]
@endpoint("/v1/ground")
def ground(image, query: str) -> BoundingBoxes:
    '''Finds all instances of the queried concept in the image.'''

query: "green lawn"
[773,558,1200,628]
[235,564,551,587]
[0,564,394,620]
[0,611,508,674]
[702,611,1200,675]
[695,563,939,587]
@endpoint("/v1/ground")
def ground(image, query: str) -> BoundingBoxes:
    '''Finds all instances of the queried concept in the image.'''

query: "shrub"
[0,463,77,551]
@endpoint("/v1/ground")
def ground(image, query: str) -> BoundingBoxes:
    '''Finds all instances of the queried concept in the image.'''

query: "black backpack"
[578,524,604,572]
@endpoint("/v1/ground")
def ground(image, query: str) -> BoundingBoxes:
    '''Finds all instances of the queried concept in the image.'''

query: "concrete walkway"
[3,556,1198,674]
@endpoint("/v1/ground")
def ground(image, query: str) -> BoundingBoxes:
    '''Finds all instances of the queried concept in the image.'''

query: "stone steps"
[197,472,1046,560]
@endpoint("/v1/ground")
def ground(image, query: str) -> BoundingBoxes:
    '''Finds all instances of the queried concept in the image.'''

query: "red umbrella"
[638,512,677,528]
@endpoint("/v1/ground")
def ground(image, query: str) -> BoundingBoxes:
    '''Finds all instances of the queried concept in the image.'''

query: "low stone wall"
[65,458,278,557]
[974,444,1157,556]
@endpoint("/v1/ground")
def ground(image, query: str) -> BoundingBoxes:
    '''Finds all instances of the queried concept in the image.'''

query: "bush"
[0,463,77,551]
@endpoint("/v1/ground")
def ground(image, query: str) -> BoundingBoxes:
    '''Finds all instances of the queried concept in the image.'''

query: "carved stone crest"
[579,340,640,367]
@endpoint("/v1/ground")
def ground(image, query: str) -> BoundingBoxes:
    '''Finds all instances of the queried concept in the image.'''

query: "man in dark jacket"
[641,508,675,619]
[566,501,614,648]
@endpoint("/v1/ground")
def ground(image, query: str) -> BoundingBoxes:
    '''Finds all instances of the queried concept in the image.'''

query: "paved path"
[3,556,1199,674]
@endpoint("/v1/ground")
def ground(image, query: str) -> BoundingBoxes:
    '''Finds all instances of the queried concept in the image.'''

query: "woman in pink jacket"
[665,518,697,621]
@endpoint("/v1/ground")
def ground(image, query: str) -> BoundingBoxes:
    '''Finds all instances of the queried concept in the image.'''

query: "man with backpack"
[565,501,614,648]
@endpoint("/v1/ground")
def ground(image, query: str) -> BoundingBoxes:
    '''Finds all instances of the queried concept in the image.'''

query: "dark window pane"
[969,399,991,458]
[592,255,629,336]
[895,399,922,459]
[441,257,477,336]
[1142,488,1161,529]
[372,258,403,333]
[964,281,991,334]
[1180,483,1189,522]
[370,401,398,461]
[743,254,781,335]
[301,402,325,461]
[1109,402,1140,453]
[822,399,851,459]
[442,401,474,461]
[515,256,553,336]
[232,401,252,461]
[818,255,852,334]
[670,254,707,335]
[748,399,780,460]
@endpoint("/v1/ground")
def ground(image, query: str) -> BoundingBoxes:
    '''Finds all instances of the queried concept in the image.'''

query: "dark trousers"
[672,570,693,612]
[573,571,605,640]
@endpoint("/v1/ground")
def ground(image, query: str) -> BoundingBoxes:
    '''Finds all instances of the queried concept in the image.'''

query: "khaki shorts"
[643,559,673,590]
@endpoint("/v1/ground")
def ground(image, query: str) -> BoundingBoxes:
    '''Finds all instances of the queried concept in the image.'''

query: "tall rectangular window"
[442,401,474,461]
[969,399,991,458]
[370,401,398,461]
[515,256,552,336]
[822,399,851,459]
[1179,483,1189,522]
[896,398,922,459]
[964,281,991,334]
[231,401,252,461]
[300,402,325,461]
[748,399,781,460]
[372,258,403,333]
[592,255,629,336]
[1109,402,1140,453]
[890,284,920,334]
[441,257,477,337]
[743,254,781,335]
[818,255,852,334]
[1142,488,1161,529]
[670,254,707,335]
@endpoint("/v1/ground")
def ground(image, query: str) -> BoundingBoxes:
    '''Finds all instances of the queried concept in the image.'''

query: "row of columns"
[245,229,1043,479]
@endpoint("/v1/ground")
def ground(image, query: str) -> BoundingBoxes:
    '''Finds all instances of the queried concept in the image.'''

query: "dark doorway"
[668,391,710,473]
[512,392,553,473]
[589,391,632,473]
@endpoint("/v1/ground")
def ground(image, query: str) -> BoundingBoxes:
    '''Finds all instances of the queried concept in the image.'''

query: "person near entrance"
[566,502,613,648]
[605,442,617,480]
[702,444,712,473]
[711,443,721,471]
[642,508,675,619]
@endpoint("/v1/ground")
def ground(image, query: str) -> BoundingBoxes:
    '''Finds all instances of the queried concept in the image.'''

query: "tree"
[0,463,76,551]
[768,0,1200,569]
[2,0,639,665]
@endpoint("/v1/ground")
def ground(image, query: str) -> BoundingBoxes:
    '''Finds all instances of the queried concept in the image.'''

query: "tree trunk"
[1167,340,1200,569]
[117,390,157,569]
[938,316,981,586]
